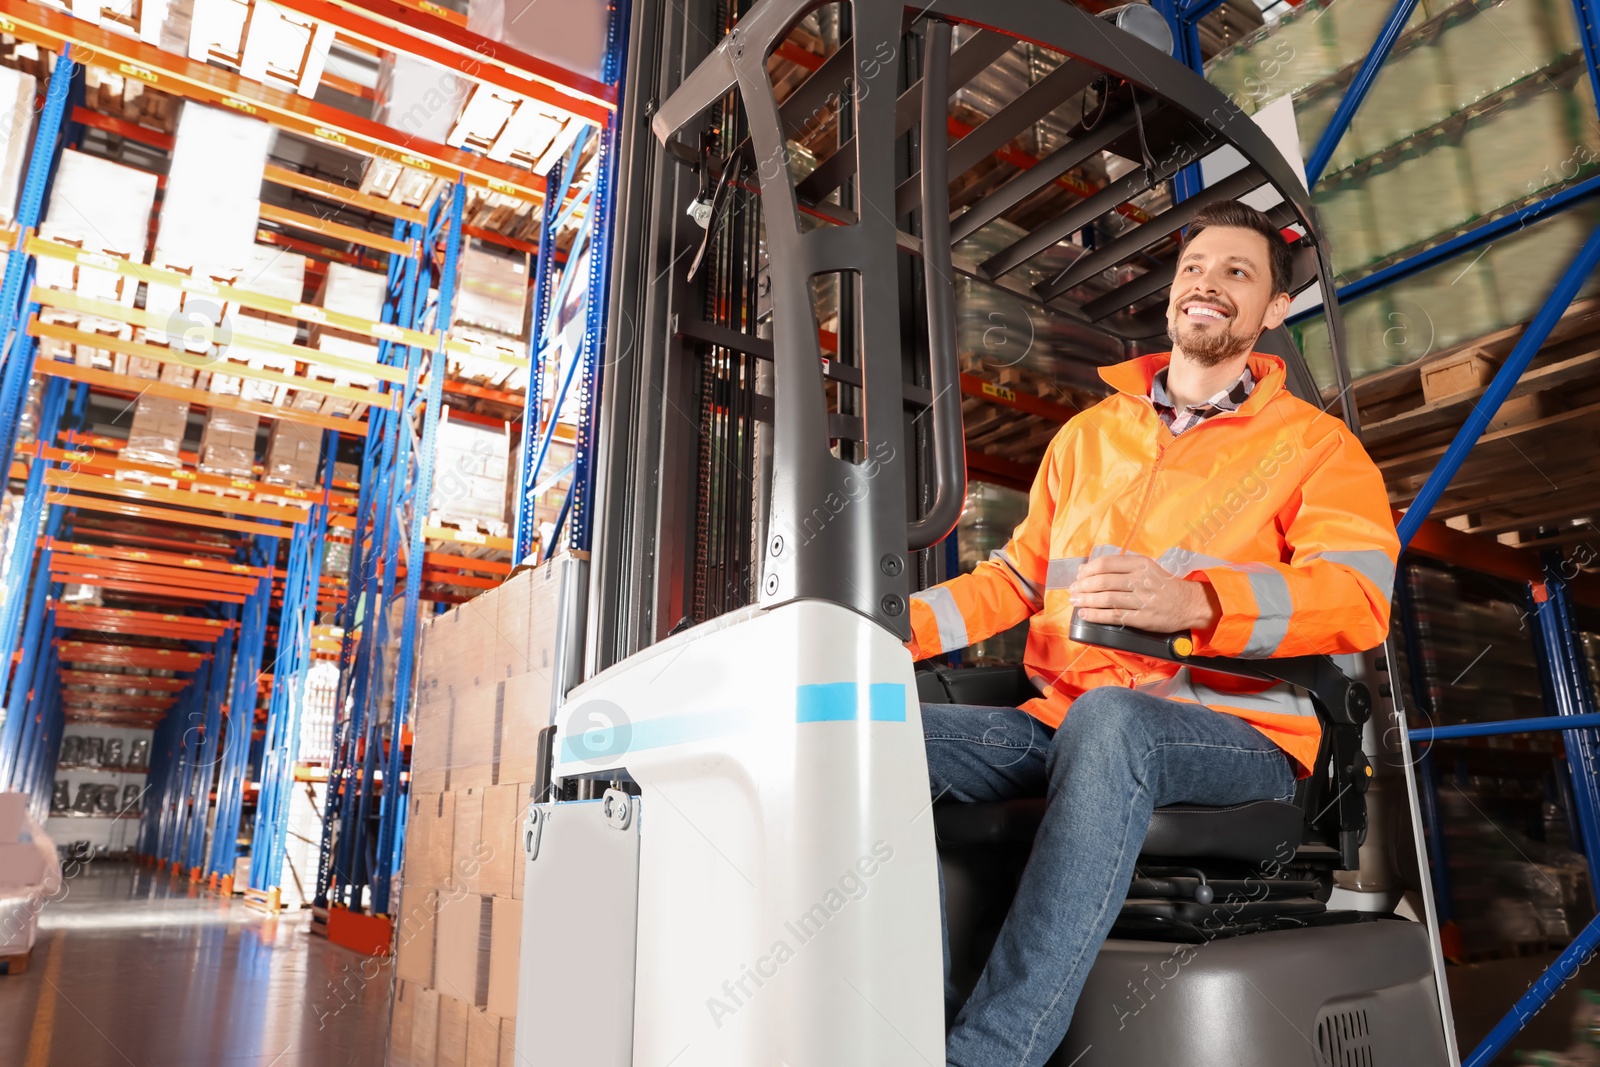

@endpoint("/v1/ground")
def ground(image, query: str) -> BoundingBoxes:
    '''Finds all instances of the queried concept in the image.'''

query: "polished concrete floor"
[0,860,390,1066]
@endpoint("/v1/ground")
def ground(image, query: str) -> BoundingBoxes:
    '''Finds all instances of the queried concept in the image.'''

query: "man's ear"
[1261,289,1293,332]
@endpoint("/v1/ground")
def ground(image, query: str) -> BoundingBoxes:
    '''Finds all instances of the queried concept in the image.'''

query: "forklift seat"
[921,615,1372,946]
[932,796,1303,865]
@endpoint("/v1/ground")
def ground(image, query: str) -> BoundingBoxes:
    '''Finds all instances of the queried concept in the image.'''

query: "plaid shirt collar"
[1150,363,1255,436]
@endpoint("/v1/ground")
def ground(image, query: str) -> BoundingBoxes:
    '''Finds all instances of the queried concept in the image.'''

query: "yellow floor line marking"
[25,932,64,1067]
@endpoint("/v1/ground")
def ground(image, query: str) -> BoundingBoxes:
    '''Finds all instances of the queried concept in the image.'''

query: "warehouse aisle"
[0,863,389,1066]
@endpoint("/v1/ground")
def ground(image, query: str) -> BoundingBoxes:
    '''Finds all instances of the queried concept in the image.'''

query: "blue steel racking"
[313,185,466,917]
[513,0,629,563]
[1153,0,1600,1060]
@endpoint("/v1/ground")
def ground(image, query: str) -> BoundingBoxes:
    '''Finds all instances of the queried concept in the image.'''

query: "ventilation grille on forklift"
[1315,1005,1374,1066]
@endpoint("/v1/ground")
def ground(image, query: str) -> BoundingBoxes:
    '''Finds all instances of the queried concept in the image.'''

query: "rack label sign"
[119,63,158,85]
[981,382,1016,403]
[372,323,404,341]
[313,127,347,145]
[222,97,257,116]
[294,304,327,324]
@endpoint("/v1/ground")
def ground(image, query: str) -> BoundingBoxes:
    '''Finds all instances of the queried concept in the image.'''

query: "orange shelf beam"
[958,373,1081,424]
[48,491,297,539]
[259,202,413,256]
[70,105,174,151]
[60,670,191,691]
[48,574,249,604]
[48,538,272,578]
[0,0,549,201]
[56,642,208,670]
[44,469,313,524]
[29,355,372,437]
[263,163,427,224]
[421,552,512,576]
[50,554,261,594]
[275,0,615,123]
[39,447,354,511]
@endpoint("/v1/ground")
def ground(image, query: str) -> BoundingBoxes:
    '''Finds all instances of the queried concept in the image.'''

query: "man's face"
[1165,225,1291,367]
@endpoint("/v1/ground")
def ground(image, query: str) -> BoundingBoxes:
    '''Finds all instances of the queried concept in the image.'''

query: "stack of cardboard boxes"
[34,149,158,375]
[197,409,259,479]
[121,396,190,468]
[264,421,322,488]
[429,410,511,538]
[295,262,388,419]
[389,556,585,1066]
[143,102,273,388]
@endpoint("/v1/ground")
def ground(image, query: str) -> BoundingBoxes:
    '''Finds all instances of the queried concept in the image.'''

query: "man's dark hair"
[1181,200,1293,297]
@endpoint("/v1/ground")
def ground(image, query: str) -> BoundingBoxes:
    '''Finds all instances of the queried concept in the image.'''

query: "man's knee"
[1054,687,1148,761]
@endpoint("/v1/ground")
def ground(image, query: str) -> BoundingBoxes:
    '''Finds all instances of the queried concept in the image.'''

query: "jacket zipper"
[1111,399,1255,686]
[1119,395,1255,552]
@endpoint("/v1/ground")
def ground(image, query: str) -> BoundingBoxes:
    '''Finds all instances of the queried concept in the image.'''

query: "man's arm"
[905,428,1066,661]
[1185,420,1399,658]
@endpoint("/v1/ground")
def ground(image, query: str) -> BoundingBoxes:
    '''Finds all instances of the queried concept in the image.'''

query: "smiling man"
[907,199,1399,1067]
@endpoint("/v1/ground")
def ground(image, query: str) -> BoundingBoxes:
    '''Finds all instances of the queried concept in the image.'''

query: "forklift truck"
[515,1,1457,1063]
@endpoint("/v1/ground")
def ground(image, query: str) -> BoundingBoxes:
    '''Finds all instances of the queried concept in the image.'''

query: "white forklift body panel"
[520,600,945,1065]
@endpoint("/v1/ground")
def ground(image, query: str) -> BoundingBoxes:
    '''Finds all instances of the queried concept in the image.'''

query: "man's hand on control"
[1068,553,1221,634]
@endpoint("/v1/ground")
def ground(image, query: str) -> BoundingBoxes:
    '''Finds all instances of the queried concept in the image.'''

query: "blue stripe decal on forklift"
[796,683,906,723]
[796,683,856,721]
[869,683,907,722]
[560,708,752,762]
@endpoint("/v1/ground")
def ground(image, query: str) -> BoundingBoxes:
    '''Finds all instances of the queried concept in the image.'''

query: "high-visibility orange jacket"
[908,351,1399,774]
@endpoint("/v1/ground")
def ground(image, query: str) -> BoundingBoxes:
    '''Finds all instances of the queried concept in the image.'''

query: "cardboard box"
[198,409,259,477]
[478,782,533,899]
[121,396,189,466]
[0,68,35,225]
[486,894,521,1020]
[448,686,497,792]
[466,1008,502,1067]
[436,891,493,1007]
[264,420,321,487]
[156,102,272,276]
[499,672,552,785]
[394,884,437,987]
[42,150,157,254]
[452,787,484,894]
[389,979,416,1064]
[411,986,440,1066]
[406,792,456,891]
[499,1017,516,1067]
[438,993,470,1067]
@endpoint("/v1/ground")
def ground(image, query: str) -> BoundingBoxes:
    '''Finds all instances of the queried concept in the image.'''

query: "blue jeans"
[924,686,1298,1067]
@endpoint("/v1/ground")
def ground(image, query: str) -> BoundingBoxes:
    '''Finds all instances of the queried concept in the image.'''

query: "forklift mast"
[586,0,1348,675]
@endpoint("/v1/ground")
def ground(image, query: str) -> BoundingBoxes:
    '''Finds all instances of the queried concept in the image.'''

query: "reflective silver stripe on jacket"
[990,548,1043,610]
[1136,667,1317,718]
[1234,562,1292,657]
[1044,545,1231,590]
[911,586,968,652]
[1304,549,1395,597]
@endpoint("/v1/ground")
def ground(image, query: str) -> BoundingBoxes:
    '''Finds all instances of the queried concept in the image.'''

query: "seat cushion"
[1143,802,1303,864]
[934,798,1303,863]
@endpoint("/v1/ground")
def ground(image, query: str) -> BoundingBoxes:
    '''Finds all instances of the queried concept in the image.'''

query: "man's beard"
[1167,314,1256,367]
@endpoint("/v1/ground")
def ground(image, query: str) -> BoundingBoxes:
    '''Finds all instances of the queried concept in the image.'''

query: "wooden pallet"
[1328,295,1600,549]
